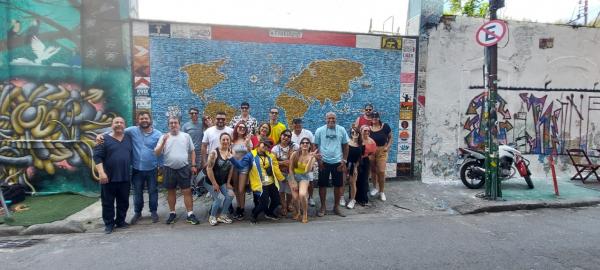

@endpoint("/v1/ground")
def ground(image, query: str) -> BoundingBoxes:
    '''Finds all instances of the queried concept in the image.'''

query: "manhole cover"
[0,239,45,249]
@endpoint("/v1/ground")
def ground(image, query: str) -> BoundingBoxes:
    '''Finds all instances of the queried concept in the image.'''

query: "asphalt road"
[2,207,600,270]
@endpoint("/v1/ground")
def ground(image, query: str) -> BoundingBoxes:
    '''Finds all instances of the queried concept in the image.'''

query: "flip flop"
[317,210,325,217]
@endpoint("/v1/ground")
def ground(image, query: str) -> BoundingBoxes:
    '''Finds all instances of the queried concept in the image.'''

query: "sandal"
[302,216,308,223]
[317,210,325,217]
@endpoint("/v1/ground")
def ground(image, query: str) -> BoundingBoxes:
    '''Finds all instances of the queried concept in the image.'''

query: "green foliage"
[445,0,490,18]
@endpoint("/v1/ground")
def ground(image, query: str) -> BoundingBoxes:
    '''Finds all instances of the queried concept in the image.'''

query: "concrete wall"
[422,16,600,182]
[0,0,133,194]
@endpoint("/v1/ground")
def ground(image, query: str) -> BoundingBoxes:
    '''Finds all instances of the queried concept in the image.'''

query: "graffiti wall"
[0,0,133,194]
[422,16,600,181]
[133,21,418,178]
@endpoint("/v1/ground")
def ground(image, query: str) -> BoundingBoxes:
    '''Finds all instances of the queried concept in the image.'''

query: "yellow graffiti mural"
[0,80,116,192]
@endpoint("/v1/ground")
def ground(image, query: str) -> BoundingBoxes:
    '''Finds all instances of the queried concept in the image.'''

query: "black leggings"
[355,158,370,204]
[252,183,280,218]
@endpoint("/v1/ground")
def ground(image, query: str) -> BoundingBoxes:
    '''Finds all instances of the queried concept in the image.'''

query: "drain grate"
[0,239,45,249]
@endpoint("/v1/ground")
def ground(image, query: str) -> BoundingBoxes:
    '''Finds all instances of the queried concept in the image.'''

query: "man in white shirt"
[154,116,199,225]
[201,111,233,168]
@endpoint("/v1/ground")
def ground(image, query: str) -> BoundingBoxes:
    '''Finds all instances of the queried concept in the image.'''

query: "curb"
[453,199,600,215]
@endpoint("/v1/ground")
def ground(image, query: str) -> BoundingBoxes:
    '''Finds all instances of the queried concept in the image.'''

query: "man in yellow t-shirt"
[268,108,287,145]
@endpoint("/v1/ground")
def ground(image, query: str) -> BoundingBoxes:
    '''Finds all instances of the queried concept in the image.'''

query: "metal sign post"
[478,0,505,199]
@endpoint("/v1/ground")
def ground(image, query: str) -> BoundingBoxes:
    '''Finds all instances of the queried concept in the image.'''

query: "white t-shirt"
[291,129,314,145]
[202,126,234,152]
[156,131,194,169]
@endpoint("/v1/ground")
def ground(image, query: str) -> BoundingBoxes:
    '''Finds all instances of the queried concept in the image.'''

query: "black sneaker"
[264,214,280,221]
[234,209,245,220]
[186,214,200,225]
[115,222,129,229]
[104,225,114,234]
[228,205,235,215]
[151,212,159,223]
[165,213,177,224]
[250,215,258,224]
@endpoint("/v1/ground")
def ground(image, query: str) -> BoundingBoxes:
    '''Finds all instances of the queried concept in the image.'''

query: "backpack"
[1,183,26,204]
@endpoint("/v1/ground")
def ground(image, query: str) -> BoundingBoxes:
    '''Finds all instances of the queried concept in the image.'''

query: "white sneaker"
[217,215,232,224]
[208,216,217,226]
[347,199,356,209]
[309,198,316,207]
[380,192,386,201]
[370,188,379,196]
[339,197,346,207]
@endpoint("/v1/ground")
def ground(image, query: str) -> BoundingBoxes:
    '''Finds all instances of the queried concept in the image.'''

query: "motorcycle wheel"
[460,161,485,189]
[524,175,534,189]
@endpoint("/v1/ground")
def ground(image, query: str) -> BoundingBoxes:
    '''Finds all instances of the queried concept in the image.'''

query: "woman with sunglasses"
[251,122,274,149]
[356,125,377,206]
[288,137,316,223]
[271,129,299,217]
[231,121,253,220]
[368,111,392,201]
[202,115,213,132]
[203,132,235,226]
[354,103,374,128]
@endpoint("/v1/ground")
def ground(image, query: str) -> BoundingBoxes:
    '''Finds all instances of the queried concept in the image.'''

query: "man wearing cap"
[314,112,349,217]
[230,101,258,135]
[290,118,317,207]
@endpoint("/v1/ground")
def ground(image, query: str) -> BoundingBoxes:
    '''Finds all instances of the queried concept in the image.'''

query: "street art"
[463,87,600,156]
[0,80,116,192]
[0,0,132,194]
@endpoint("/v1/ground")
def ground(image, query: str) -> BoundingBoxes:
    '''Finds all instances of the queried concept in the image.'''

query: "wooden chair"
[566,149,600,183]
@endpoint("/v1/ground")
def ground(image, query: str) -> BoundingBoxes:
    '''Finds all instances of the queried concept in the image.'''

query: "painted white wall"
[422,16,600,183]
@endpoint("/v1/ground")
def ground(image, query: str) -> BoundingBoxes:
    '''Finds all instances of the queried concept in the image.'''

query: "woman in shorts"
[271,129,298,217]
[289,137,316,223]
[231,121,253,220]
[368,111,392,202]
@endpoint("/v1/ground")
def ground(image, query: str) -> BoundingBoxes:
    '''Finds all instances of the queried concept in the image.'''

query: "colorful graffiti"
[0,0,133,194]
[463,88,600,156]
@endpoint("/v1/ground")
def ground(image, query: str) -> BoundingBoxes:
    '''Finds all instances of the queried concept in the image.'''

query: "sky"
[138,0,600,34]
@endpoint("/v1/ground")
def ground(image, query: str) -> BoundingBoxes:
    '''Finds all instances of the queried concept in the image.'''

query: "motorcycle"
[457,144,534,189]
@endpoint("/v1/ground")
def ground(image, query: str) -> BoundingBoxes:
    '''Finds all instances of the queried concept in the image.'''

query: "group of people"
[94,102,391,233]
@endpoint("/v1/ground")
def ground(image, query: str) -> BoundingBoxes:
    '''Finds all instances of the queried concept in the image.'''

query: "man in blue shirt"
[314,112,349,218]
[97,111,163,224]
[94,117,133,234]
[126,112,163,224]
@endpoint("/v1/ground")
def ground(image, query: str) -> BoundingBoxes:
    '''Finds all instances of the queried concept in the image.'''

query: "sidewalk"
[2,176,600,236]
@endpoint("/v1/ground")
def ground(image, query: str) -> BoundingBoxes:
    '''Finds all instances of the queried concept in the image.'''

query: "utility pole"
[484,0,504,199]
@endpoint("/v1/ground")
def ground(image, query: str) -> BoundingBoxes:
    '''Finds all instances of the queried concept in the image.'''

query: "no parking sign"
[475,20,508,47]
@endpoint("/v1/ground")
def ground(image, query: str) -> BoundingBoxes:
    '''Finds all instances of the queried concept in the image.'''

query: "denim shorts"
[294,173,311,182]
[236,155,252,174]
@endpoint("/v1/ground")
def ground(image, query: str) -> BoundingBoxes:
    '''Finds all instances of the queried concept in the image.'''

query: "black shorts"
[163,165,191,189]
[318,162,343,187]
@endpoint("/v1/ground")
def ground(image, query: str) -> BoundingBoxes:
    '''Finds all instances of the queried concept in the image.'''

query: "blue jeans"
[203,181,233,217]
[131,169,158,213]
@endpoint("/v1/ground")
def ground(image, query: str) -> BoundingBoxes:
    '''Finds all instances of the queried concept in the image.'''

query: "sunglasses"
[282,134,291,138]
[216,118,226,121]
[189,112,198,115]
[238,126,247,129]
[270,112,279,114]
[300,141,310,145]
[365,108,372,112]
[241,106,249,110]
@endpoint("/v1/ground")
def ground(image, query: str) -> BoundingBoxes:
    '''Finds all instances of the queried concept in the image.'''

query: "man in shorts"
[314,112,349,217]
[154,116,199,225]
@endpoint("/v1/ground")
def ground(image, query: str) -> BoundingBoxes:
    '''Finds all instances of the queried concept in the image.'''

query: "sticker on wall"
[401,93,413,102]
[149,23,171,37]
[269,29,303,38]
[135,96,152,110]
[381,36,402,50]
[402,38,417,52]
[399,102,413,120]
[400,73,415,83]
[385,163,397,178]
[355,35,382,49]
[171,24,212,39]
[401,83,415,95]
[136,87,151,96]
[134,77,150,89]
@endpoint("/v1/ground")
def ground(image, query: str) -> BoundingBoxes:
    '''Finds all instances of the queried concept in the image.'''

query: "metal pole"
[484,0,503,199]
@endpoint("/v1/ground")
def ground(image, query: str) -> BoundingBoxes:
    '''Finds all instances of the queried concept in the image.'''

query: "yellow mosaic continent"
[285,59,363,105]
[275,94,309,126]
[180,59,226,98]
[203,101,237,124]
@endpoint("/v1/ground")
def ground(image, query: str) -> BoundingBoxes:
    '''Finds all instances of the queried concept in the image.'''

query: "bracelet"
[191,165,197,167]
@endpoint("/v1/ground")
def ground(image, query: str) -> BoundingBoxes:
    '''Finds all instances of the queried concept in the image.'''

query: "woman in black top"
[368,111,392,202]
[345,126,363,209]
[204,132,235,226]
